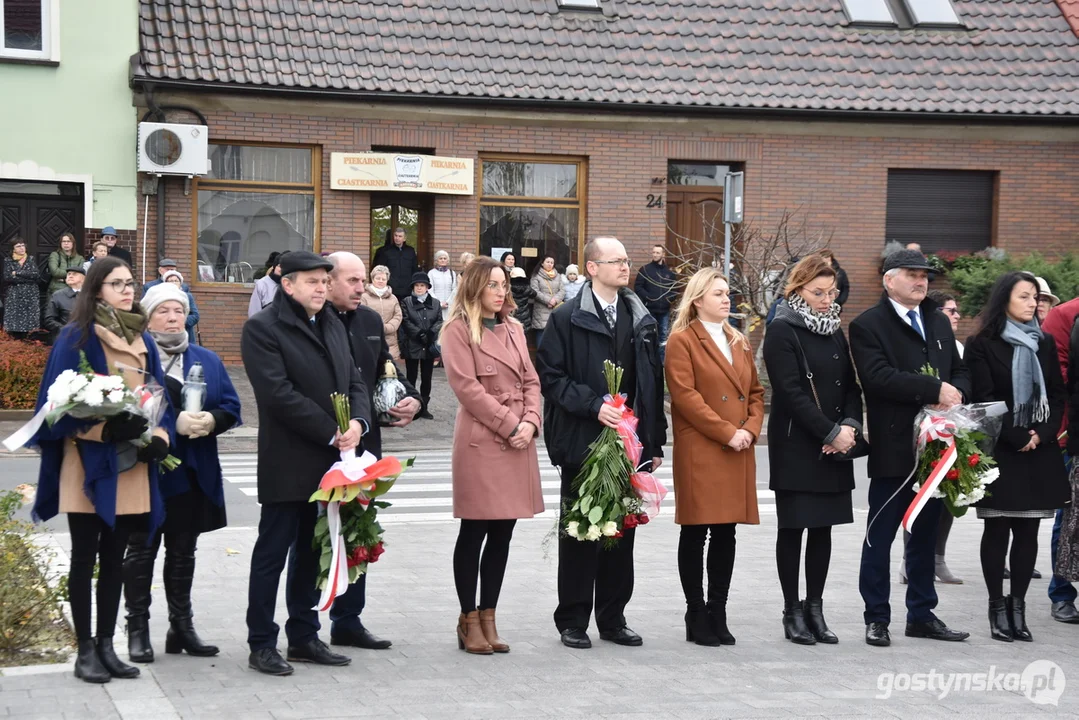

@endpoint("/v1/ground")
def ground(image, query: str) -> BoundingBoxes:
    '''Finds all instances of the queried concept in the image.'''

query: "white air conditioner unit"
[137,122,211,176]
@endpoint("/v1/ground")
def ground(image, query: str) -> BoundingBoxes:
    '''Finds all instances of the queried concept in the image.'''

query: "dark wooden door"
[0,195,83,264]
[369,194,434,270]
[665,189,724,273]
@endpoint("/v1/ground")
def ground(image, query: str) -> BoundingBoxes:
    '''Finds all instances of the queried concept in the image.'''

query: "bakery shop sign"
[330,152,474,195]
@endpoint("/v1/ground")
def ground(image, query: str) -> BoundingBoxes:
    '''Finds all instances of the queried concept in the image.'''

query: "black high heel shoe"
[988,597,1013,642]
[684,608,722,646]
[782,601,816,645]
[1007,596,1033,642]
[803,598,838,644]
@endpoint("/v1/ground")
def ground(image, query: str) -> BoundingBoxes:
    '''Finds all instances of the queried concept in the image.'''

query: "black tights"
[67,513,136,642]
[981,517,1041,601]
[677,524,736,610]
[776,527,832,605]
[453,519,516,613]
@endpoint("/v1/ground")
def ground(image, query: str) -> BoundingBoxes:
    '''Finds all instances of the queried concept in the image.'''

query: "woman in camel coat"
[441,256,544,656]
[360,265,404,359]
[665,267,765,647]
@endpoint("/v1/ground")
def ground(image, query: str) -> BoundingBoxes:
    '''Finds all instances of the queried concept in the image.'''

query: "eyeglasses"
[593,258,633,269]
[486,282,507,290]
[105,279,137,293]
[807,289,839,300]
[942,307,961,317]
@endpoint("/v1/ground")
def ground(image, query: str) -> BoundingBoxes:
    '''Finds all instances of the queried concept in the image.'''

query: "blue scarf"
[1000,318,1049,427]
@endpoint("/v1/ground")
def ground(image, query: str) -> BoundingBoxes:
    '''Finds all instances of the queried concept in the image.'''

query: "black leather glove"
[101,412,149,443]
[136,436,169,464]
[417,332,428,344]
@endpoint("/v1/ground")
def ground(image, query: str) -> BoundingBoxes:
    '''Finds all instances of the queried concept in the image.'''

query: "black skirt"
[775,489,853,530]
[161,472,227,535]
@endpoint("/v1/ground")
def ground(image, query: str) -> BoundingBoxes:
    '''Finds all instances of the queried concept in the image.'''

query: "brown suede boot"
[457,612,493,655]
[478,608,509,653]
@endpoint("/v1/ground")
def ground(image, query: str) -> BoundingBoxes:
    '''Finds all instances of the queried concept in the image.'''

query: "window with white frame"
[0,0,57,60]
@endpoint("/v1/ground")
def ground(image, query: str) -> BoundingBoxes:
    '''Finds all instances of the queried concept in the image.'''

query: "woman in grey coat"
[529,255,565,347]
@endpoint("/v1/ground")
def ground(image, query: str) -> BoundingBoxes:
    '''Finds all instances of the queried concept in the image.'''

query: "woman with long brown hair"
[47,232,85,296]
[665,267,765,646]
[440,256,544,655]
[29,256,173,683]
[763,254,863,645]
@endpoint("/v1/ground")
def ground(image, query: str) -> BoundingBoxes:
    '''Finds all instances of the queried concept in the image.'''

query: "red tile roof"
[136,0,1079,117]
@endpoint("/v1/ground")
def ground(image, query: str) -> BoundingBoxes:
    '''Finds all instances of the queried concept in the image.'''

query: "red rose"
[623,514,639,529]
[945,469,959,481]
[968,454,980,467]
[614,531,624,539]
[352,546,369,564]
[637,513,650,526]
[368,542,385,563]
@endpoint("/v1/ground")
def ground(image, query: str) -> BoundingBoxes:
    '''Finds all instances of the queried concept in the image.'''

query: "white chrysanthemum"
[67,374,89,394]
[81,388,104,407]
[585,524,602,541]
[106,389,125,404]
[601,521,618,537]
[47,370,80,404]
[567,521,580,538]
[980,468,999,486]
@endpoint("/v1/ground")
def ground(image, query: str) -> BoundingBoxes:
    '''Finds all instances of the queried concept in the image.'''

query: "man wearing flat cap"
[142,258,184,296]
[43,264,84,339]
[241,250,371,676]
[849,249,972,647]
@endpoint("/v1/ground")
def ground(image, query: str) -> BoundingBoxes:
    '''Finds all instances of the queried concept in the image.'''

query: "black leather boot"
[706,580,736,645]
[684,607,722,646]
[163,533,219,657]
[73,639,110,684]
[988,597,1013,642]
[782,601,816,645]
[803,598,838,644]
[95,637,139,678]
[1007,596,1033,642]
[123,532,159,663]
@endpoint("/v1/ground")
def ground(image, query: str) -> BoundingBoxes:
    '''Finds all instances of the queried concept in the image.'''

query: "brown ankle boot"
[457,612,493,655]
[478,608,509,653]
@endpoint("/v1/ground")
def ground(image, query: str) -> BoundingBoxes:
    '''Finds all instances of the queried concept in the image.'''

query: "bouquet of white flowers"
[4,352,180,470]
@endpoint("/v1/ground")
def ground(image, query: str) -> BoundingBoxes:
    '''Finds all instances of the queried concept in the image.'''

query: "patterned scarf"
[777,293,842,336]
[94,302,148,344]
[1000,318,1049,427]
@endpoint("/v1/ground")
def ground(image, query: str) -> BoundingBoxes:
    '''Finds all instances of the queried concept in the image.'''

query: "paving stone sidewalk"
[2,508,1077,719]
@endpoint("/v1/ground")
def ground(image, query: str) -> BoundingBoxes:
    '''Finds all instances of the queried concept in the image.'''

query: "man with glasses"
[537,236,667,650]
[101,226,133,268]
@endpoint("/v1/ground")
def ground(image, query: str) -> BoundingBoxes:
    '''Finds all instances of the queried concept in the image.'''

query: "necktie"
[907,309,925,340]
[604,304,616,329]
[310,317,317,329]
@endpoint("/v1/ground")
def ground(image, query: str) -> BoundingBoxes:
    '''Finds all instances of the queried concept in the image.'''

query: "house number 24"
[645,194,664,208]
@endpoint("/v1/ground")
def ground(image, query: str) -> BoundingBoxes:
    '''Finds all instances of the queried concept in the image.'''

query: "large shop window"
[885,169,995,254]
[478,156,585,275]
[193,144,319,284]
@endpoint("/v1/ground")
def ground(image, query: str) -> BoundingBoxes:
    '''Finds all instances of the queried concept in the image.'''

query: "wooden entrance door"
[0,194,84,265]
[370,194,434,270]
[665,189,724,274]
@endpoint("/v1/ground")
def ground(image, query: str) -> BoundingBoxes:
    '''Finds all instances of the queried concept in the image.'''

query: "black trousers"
[553,464,635,633]
[67,513,142,642]
[859,476,941,624]
[405,358,435,408]
[245,501,321,651]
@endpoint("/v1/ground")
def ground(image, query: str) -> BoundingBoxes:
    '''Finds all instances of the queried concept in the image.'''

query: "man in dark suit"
[323,251,421,650]
[241,251,371,676]
[537,236,667,650]
[849,249,973,647]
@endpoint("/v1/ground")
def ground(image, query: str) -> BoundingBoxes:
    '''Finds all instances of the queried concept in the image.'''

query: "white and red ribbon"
[605,393,668,519]
[315,448,375,612]
[901,414,957,534]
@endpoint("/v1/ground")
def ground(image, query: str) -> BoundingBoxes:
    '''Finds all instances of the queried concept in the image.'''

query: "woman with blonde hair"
[763,253,863,645]
[666,267,765,646]
[427,249,458,322]
[440,256,544,655]
[360,265,404,359]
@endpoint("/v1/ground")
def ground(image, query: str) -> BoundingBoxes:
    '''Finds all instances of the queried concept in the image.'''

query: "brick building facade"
[136,97,1079,362]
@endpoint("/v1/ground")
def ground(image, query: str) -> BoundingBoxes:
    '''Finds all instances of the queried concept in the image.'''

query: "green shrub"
[0,332,50,410]
[948,252,1079,318]
[0,487,73,667]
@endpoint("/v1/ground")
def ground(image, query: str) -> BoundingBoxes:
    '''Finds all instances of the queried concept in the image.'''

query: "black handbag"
[789,329,869,461]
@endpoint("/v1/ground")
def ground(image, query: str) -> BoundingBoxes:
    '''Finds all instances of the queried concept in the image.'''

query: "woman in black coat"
[965,271,1070,643]
[763,254,863,646]
[399,271,444,419]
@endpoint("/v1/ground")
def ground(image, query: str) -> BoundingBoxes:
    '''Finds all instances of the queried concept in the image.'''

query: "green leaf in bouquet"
[319,551,332,572]
[580,495,592,514]
[588,506,603,524]
[372,501,391,509]
[367,477,397,497]
[348,565,360,583]
[314,515,328,535]
[309,488,332,503]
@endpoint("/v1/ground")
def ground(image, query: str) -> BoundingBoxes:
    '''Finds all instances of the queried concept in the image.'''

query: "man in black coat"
[537,236,667,650]
[849,249,972,647]
[323,251,421,650]
[241,251,371,676]
[371,227,420,300]
[44,266,83,337]
[633,244,676,358]
[101,226,134,268]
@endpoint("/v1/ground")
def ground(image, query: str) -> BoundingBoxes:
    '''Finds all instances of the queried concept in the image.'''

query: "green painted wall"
[0,0,138,229]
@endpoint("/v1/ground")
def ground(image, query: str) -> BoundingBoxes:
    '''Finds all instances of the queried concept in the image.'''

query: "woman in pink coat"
[440,255,544,656]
